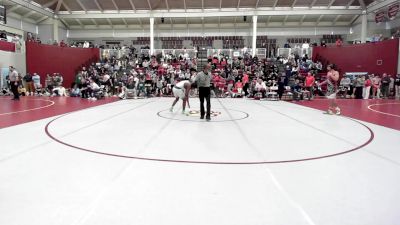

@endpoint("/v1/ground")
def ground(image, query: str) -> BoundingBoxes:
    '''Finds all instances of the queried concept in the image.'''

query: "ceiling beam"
[7,4,21,13]
[59,9,362,19]
[7,0,53,17]
[349,14,359,24]
[111,0,119,11]
[333,15,341,24]
[94,0,103,11]
[219,0,222,10]
[128,0,137,12]
[42,0,58,8]
[283,15,288,24]
[55,0,64,13]
[36,15,49,24]
[255,0,260,9]
[59,18,69,29]
[346,0,355,8]
[237,0,241,9]
[106,18,113,27]
[327,0,336,8]
[91,18,98,26]
[310,0,318,8]
[184,0,187,12]
[300,14,306,24]
[122,18,128,27]
[147,0,152,10]
[62,2,71,13]
[273,0,279,9]
[166,0,170,11]
[266,15,271,24]
[291,0,298,8]
[75,18,84,27]
[138,18,143,29]
[75,0,87,12]
[367,0,398,13]
[202,0,204,11]
[358,0,366,9]
[23,11,36,18]
[316,14,324,24]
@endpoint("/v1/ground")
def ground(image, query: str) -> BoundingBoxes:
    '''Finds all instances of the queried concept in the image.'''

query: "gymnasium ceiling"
[0,0,396,29]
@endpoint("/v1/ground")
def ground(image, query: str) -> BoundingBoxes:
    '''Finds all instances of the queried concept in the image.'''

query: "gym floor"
[0,97,399,225]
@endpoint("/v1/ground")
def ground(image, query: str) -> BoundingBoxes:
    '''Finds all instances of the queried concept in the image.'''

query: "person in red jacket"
[304,72,315,100]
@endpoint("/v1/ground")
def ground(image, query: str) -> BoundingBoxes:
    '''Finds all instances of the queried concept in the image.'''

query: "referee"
[195,65,212,121]
[9,66,20,101]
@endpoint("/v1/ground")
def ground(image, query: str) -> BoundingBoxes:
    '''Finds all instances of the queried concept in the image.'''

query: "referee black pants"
[11,82,20,100]
[199,87,211,118]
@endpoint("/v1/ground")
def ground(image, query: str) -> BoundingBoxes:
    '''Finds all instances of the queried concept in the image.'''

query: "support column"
[53,18,59,42]
[252,15,257,57]
[150,17,154,55]
[361,12,367,43]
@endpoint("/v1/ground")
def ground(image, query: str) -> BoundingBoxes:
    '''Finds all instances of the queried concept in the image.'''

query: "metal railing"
[207,48,267,59]
[277,47,313,58]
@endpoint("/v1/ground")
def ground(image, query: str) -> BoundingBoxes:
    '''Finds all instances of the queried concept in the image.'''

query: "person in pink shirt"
[304,72,315,100]
[235,80,244,97]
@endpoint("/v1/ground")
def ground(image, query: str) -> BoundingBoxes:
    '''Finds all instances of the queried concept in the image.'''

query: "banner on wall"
[375,10,386,23]
[388,3,400,20]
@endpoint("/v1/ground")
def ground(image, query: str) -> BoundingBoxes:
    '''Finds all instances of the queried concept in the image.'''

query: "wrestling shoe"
[206,115,211,121]
[335,107,341,115]
[324,110,334,115]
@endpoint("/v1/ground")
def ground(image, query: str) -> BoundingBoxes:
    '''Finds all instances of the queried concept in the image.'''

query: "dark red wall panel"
[312,39,399,76]
[26,42,100,87]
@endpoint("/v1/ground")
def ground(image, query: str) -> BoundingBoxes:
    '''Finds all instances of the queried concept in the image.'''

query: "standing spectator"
[9,66,20,100]
[389,74,394,97]
[32,73,41,94]
[23,73,34,96]
[372,75,381,98]
[304,72,315,100]
[340,75,351,98]
[242,73,249,97]
[353,75,364,99]
[363,75,372,100]
[395,74,400,99]
[195,65,212,121]
[381,73,391,99]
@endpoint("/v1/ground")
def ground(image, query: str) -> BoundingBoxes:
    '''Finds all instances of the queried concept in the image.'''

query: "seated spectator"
[88,78,100,100]
[60,40,67,47]
[234,80,243,98]
[255,78,267,98]
[70,84,81,97]
[292,79,303,101]
[335,38,343,46]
